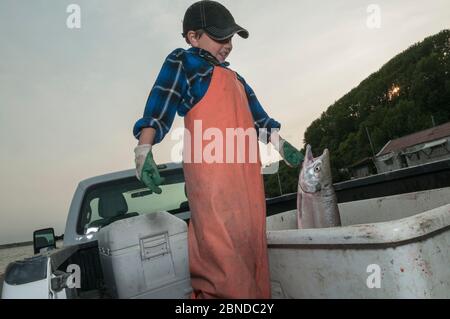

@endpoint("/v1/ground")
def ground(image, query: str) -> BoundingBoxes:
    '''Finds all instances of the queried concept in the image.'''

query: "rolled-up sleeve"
[133,50,188,144]
[237,74,281,144]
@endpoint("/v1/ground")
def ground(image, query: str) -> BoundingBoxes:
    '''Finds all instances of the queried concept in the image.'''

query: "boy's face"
[188,31,233,64]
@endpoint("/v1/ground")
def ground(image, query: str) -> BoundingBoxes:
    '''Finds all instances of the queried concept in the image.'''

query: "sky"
[0,0,449,245]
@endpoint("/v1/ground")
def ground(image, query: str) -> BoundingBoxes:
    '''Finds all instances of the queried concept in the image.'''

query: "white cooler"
[97,212,192,299]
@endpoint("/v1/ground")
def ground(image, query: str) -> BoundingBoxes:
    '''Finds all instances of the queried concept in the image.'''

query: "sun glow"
[388,85,400,101]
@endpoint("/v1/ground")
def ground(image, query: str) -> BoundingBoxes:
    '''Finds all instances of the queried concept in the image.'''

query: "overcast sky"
[0,0,448,245]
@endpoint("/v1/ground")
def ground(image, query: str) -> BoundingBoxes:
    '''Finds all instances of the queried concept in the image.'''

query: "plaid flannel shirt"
[133,47,281,144]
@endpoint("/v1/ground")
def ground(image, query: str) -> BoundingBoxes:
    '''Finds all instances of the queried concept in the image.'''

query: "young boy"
[133,0,303,299]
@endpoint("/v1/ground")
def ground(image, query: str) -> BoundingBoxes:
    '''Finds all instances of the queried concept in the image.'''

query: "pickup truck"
[1,162,297,299]
[2,159,450,299]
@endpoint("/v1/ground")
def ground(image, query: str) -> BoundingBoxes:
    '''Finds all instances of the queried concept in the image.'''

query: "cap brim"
[205,23,249,40]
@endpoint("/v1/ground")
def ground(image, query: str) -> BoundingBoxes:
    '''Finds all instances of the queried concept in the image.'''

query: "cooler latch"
[139,232,170,260]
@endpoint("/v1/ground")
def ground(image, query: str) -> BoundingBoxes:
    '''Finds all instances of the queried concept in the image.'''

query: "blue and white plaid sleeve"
[133,49,188,144]
[237,74,281,144]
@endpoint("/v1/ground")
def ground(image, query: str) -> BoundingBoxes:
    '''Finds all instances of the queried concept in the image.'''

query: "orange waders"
[183,66,271,299]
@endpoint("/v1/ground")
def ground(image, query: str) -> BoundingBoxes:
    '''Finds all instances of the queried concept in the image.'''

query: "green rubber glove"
[280,140,304,168]
[134,145,165,194]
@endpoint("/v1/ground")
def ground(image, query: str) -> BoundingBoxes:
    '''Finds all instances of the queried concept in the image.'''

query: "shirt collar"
[187,47,230,67]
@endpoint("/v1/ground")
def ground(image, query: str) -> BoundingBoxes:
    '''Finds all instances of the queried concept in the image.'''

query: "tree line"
[264,29,450,196]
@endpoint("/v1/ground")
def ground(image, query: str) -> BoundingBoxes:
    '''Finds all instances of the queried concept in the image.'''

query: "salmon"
[297,145,341,228]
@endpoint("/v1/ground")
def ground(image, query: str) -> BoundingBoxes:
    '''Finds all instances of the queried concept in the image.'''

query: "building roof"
[377,121,450,156]
[348,157,374,169]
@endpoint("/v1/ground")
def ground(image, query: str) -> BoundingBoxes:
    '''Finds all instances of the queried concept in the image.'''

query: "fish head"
[299,145,333,193]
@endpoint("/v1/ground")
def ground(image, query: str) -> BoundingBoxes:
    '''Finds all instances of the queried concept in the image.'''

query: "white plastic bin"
[267,188,450,298]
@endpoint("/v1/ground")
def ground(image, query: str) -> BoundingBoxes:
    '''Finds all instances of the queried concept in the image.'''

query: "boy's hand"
[134,144,165,194]
[280,140,304,168]
[269,131,304,168]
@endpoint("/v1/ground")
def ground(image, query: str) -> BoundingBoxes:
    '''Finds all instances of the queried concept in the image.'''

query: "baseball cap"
[182,1,249,41]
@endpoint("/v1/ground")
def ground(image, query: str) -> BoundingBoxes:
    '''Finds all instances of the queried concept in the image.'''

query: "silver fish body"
[297,145,341,229]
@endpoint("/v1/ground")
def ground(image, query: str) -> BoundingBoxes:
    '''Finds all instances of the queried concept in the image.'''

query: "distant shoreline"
[0,241,33,250]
